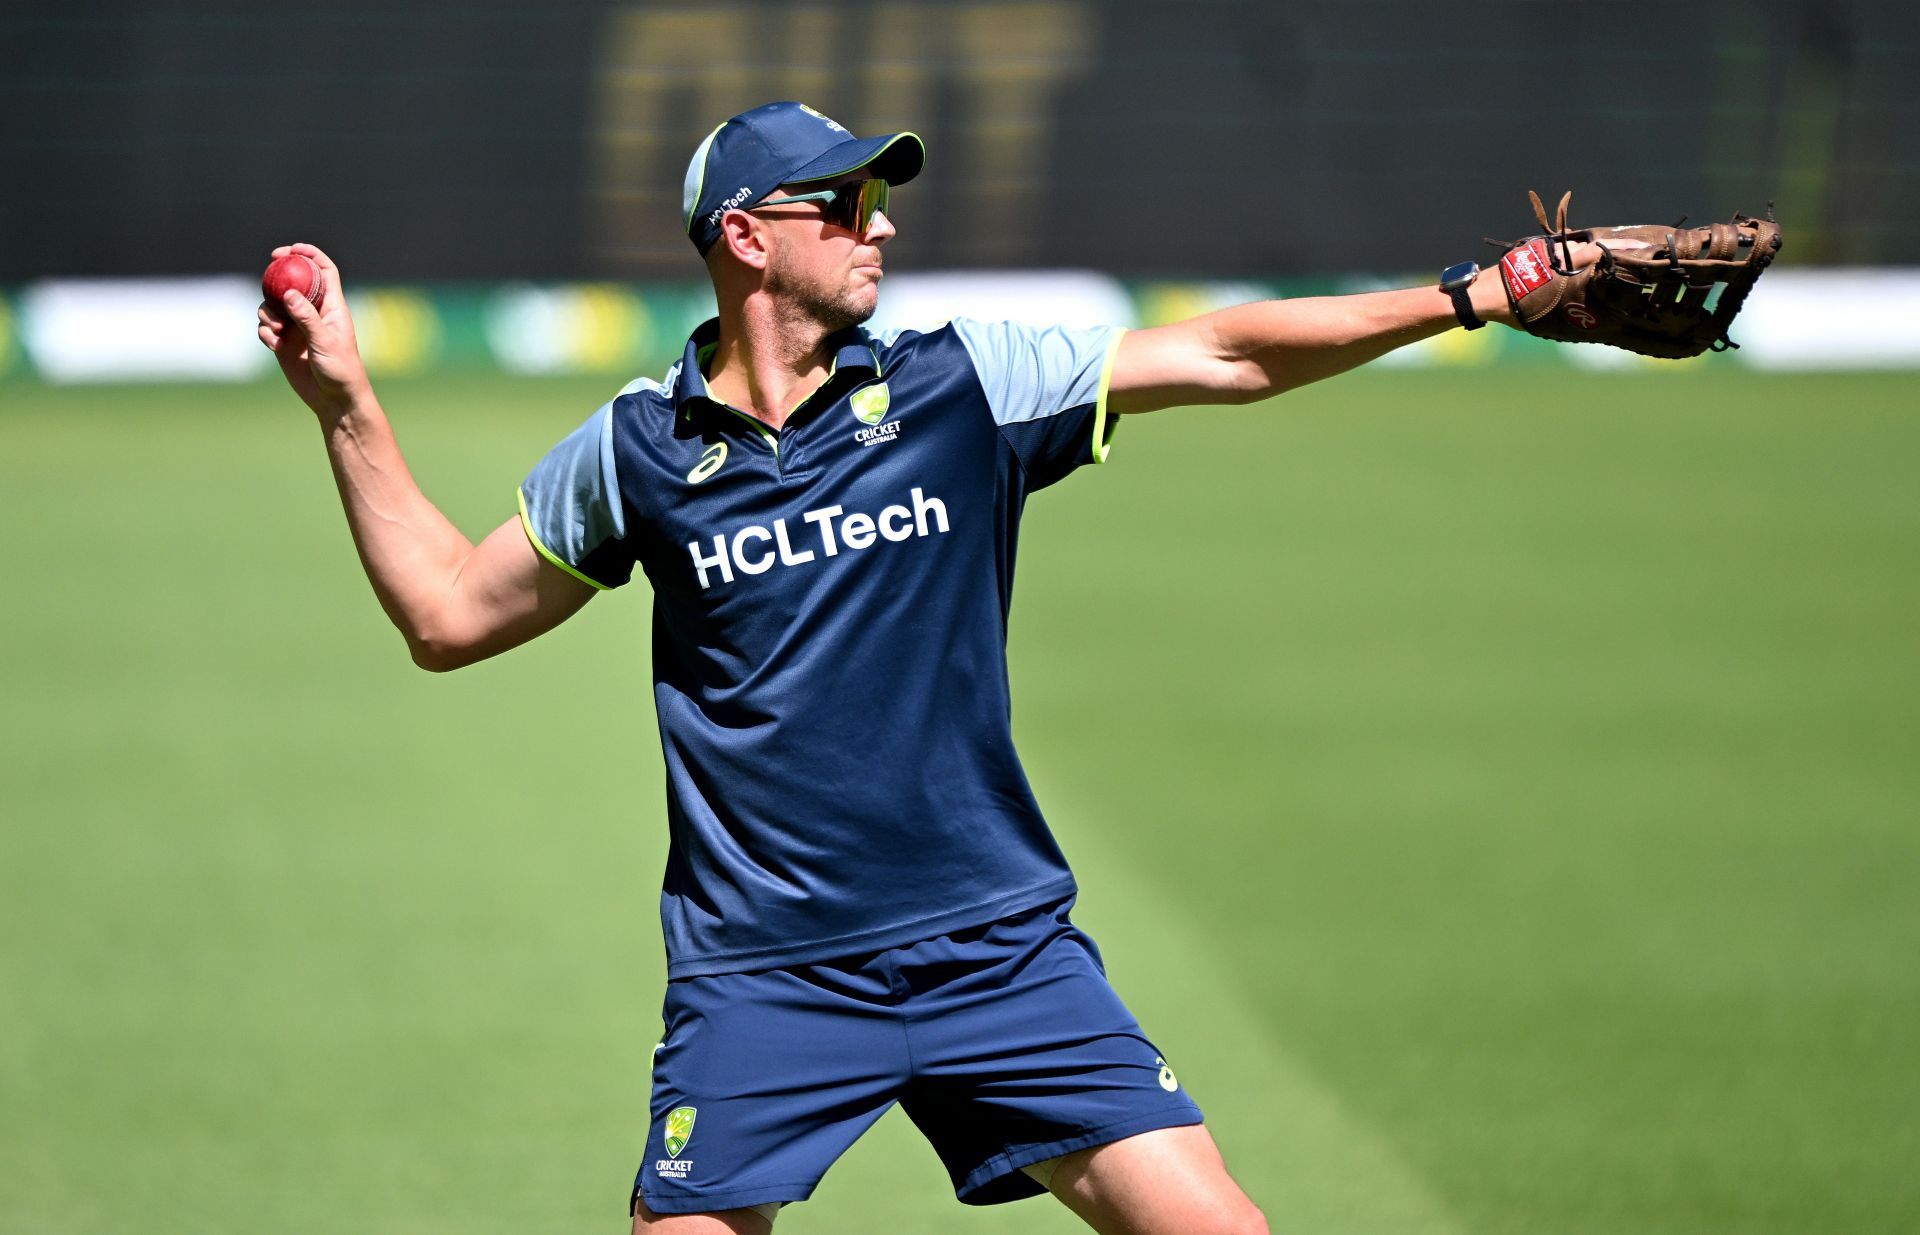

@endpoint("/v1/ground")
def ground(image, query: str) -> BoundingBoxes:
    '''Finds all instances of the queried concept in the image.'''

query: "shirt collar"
[672,318,882,415]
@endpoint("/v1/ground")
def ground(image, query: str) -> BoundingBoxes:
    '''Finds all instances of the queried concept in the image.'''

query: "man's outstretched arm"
[259,243,596,671]
[1107,250,1592,415]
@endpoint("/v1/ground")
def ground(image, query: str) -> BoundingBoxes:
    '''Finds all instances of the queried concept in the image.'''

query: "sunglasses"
[747,179,890,233]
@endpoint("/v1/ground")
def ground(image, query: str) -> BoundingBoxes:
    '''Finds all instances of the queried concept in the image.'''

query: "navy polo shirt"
[519,316,1124,977]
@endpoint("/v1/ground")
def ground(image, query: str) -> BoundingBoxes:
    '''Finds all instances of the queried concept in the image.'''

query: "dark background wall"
[3,1,1912,281]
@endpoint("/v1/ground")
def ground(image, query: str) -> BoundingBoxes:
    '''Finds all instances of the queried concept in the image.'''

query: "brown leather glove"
[1497,191,1783,359]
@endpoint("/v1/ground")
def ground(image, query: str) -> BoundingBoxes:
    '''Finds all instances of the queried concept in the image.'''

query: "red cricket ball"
[263,252,325,310]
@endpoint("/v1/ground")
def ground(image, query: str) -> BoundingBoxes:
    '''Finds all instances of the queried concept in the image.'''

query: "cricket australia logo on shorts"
[655,1105,697,1179]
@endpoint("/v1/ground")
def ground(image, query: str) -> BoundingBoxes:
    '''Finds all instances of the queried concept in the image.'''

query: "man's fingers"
[258,321,304,357]
[279,288,319,327]
[288,242,339,277]
[275,243,347,314]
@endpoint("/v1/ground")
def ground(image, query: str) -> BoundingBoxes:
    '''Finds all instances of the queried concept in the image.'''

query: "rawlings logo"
[1565,304,1598,329]
[1502,240,1553,299]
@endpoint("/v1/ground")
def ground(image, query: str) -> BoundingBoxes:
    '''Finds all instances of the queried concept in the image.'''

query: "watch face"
[1440,261,1479,291]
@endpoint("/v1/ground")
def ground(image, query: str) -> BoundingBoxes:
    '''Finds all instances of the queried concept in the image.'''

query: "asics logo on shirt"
[687,441,728,484]
[686,487,950,589]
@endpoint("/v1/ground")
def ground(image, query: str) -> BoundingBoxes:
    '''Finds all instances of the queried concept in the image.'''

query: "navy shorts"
[632,897,1203,1216]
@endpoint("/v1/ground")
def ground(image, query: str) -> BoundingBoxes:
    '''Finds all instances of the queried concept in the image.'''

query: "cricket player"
[260,102,1587,1235]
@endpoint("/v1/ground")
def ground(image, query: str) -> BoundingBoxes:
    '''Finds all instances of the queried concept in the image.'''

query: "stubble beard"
[766,259,877,334]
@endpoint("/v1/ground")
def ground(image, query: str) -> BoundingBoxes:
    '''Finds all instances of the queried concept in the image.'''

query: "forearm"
[1111,270,1514,413]
[1209,277,1512,398]
[315,391,480,659]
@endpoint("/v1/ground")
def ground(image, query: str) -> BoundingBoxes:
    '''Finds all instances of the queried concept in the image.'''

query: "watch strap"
[1449,283,1485,331]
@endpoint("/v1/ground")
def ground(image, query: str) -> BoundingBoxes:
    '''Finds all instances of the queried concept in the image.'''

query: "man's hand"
[1468,241,1605,328]
[256,243,370,419]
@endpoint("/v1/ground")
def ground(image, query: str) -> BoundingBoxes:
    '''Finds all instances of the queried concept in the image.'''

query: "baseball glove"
[1493,190,1783,359]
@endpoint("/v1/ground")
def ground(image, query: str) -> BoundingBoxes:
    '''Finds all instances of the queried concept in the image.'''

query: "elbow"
[407,637,461,673]
[1217,376,1290,406]
[405,626,482,674]
[1218,358,1299,405]
[1224,382,1280,406]
[1238,366,1317,404]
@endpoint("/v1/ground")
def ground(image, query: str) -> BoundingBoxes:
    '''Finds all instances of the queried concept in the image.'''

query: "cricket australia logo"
[665,1106,696,1157]
[851,383,890,425]
[655,1105,697,1179]
[850,383,900,447]
[797,104,848,133]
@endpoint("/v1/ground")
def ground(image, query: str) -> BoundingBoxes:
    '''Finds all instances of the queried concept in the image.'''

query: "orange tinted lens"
[845,179,888,231]
[861,179,889,229]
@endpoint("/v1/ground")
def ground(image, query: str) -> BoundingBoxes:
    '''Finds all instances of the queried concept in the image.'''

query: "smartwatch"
[1440,261,1484,330]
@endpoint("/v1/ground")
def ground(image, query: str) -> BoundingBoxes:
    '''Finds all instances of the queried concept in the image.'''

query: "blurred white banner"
[7,269,1907,383]
[22,278,271,383]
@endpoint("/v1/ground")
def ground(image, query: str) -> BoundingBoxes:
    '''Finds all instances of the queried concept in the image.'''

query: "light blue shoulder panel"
[949,317,1124,427]
[518,397,630,587]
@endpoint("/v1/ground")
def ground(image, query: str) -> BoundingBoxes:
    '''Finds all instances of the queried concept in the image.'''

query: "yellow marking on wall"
[354,290,443,376]
[589,2,1094,273]
[1426,318,1501,366]
[573,285,651,371]
[594,6,757,269]
[949,4,1094,264]
[1138,285,1226,330]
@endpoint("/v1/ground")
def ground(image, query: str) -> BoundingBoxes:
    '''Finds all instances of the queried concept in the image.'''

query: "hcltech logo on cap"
[706,186,753,230]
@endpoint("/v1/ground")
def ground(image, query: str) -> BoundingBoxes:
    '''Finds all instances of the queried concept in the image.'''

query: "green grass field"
[4,367,1916,1235]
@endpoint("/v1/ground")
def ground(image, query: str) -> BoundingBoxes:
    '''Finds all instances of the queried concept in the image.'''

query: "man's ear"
[719,209,769,271]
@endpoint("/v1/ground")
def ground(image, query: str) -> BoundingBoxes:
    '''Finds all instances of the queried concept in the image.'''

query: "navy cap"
[683,101,925,255]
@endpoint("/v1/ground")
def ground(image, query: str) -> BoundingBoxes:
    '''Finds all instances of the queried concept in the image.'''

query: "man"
[259,101,1573,1235]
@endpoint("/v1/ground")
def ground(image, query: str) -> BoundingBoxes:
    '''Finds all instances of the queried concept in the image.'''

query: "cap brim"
[784,131,925,188]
